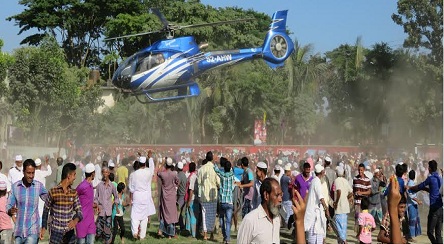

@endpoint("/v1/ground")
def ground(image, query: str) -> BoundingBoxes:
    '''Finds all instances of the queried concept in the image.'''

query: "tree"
[392,0,443,64]
[7,37,103,146]
[8,0,144,67]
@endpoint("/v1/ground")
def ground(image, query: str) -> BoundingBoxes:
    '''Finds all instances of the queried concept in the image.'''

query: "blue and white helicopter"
[107,9,294,103]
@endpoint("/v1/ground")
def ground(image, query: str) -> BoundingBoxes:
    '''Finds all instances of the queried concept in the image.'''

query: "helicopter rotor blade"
[104,30,162,41]
[151,8,169,28]
[178,18,254,30]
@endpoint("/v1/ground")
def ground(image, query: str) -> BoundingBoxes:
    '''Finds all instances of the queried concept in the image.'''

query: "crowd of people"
[0,148,441,244]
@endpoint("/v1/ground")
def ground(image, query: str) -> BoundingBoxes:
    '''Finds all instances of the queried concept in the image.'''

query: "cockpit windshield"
[135,53,165,74]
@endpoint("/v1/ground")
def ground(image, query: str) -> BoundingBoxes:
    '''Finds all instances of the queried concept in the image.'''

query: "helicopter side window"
[135,53,165,74]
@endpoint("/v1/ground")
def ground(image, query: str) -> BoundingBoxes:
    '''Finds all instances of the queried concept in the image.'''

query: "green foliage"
[8,0,144,67]
[392,0,443,64]
[0,40,15,98]
[7,36,102,146]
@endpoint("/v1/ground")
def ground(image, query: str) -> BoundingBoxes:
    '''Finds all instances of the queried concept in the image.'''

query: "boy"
[357,197,376,244]
[377,194,408,244]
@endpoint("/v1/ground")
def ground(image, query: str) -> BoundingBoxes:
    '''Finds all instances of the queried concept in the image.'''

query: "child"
[0,181,12,243]
[112,182,130,244]
[357,197,376,244]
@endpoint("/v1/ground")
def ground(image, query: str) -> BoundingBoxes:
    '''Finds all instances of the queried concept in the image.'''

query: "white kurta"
[8,166,23,185]
[304,176,327,236]
[35,165,52,220]
[129,167,156,220]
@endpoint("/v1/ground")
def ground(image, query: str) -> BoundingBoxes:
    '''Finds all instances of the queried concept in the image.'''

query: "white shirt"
[237,204,280,244]
[334,177,353,214]
[0,172,11,192]
[304,176,326,235]
[8,165,23,185]
[129,168,153,203]
[34,165,52,187]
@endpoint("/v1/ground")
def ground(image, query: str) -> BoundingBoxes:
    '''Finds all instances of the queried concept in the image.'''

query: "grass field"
[37,204,434,244]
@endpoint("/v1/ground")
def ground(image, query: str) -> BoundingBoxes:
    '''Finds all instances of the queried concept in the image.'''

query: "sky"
[0,0,407,55]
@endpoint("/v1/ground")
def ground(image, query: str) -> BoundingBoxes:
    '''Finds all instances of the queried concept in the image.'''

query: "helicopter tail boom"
[261,10,294,69]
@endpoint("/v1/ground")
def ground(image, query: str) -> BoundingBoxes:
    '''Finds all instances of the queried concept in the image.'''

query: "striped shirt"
[353,175,371,205]
[42,184,83,242]
[7,180,47,238]
[213,166,235,204]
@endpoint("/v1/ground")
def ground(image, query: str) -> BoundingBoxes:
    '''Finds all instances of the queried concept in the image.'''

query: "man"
[294,162,313,200]
[333,166,353,244]
[55,156,64,184]
[34,157,52,222]
[281,163,293,225]
[76,163,96,244]
[369,168,383,226]
[237,178,282,244]
[157,157,179,238]
[116,157,129,185]
[197,151,220,240]
[7,159,47,243]
[252,162,268,210]
[8,155,24,185]
[129,156,156,240]
[41,162,83,243]
[176,160,187,232]
[236,157,254,218]
[353,163,371,233]
[213,160,236,244]
[95,166,118,244]
[271,165,280,184]
[108,160,115,174]
[324,156,336,191]
[407,159,443,244]
[304,164,330,244]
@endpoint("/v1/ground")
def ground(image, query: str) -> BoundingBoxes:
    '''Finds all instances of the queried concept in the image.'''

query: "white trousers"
[131,217,148,239]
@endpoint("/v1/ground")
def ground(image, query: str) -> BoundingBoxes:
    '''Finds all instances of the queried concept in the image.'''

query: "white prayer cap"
[139,156,147,164]
[277,159,283,165]
[315,164,324,173]
[166,157,173,166]
[85,163,95,173]
[325,156,332,162]
[35,158,42,166]
[284,163,291,171]
[15,155,23,161]
[257,162,267,169]
[108,160,115,167]
[177,161,184,169]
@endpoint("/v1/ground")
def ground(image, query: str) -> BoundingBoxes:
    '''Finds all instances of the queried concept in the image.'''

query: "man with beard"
[252,162,268,210]
[237,177,282,244]
[304,164,329,244]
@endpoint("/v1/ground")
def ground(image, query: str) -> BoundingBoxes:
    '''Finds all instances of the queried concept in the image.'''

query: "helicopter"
[107,9,295,103]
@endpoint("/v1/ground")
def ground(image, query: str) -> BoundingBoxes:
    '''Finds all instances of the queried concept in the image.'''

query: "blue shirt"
[233,167,244,181]
[383,176,405,196]
[7,180,48,238]
[417,171,443,209]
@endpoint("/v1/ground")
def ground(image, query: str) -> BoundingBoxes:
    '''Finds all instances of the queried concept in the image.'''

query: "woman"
[406,170,422,242]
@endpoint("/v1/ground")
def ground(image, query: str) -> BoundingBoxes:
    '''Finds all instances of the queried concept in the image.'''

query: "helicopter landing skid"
[133,82,201,103]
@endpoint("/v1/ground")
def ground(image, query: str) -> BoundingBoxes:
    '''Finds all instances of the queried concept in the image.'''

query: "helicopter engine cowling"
[261,10,294,69]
